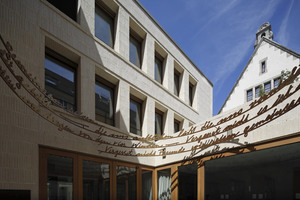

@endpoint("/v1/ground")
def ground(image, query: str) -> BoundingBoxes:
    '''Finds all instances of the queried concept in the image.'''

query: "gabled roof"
[218,37,300,114]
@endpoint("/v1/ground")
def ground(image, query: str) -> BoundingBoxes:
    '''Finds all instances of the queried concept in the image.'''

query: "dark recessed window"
[174,119,180,133]
[47,0,77,21]
[247,89,253,102]
[274,77,280,88]
[155,54,164,84]
[255,86,260,98]
[95,2,115,47]
[264,82,271,94]
[130,97,143,136]
[261,61,266,73]
[129,31,142,68]
[189,83,194,106]
[45,48,76,111]
[155,109,163,136]
[47,154,73,200]
[174,69,181,96]
[83,160,110,200]
[95,78,115,126]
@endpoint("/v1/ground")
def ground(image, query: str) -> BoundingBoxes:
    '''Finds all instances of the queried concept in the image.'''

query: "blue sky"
[138,0,300,116]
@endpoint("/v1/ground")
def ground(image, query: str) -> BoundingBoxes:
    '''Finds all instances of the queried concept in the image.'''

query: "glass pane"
[155,58,163,83]
[274,78,280,88]
[264,82,271,94]
[47,154,73,200]
[130,36,141,68]
[95,4,114,47]
[142,170,153,200]
[45,55,76,111]
[247,90,253,101]
[255,87,260,98]
[83,160,110,200]
[157,169,171,200]
[130,99,142,136]
[178,164,197,200]
[155,112,163,136]
[95,81,114,126]
[174,73,180,96]
[174,121,180,133]
[205,142,300,200]
[189,84,193,106]
[117,166,136,200]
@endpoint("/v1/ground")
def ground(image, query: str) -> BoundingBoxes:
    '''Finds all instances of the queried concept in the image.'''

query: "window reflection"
[178,164,197,200]
[205,142,300,200]
[45,50,76,111]
[142,170,152,200]
[47,154,73,200]
[129,34,142,68]
[95,79,114,126]
[117,166,136,200]
[83,160,110,200]
[130,98,142,136]
[95,3,114,47]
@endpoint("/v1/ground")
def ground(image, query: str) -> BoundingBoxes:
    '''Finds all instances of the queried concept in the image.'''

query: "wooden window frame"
[246,89,253,102]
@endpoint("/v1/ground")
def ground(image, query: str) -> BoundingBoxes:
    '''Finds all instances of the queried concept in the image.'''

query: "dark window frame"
[154,52,164,84]
[247,89,253,102]
[95,1,115,48]
[95,76,115,126]
[45,48,77,111]
[174,119,181,133]
[129,29,143,68]
[264,81,271,94]
[189,83,195,106]
[130,95,143,136]
[174,69,181,96]
[155,109,164,136]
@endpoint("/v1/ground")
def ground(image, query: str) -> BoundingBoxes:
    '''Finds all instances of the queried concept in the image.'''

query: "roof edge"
[217,37,300,114]
[133,0,213,87]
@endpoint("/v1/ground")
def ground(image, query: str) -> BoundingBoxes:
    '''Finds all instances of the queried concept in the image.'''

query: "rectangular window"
[174,69,180,96]
[45,49,76,111]
[157,169,171,200]
[47,154,74,200]
[129,32,142,68]
[82,160,110,200]
[178,164,197,200]
[95,2,115,47]
[116,166,136,200]
[155,54,164,84]
[247,89,253,102]
[95,78,115,126]
[155,109,163,136]
[255,86,260,98]
[142,170,153,199]
[264,82,271,94]
[47,0,77,21]
[274,77,280,88]
[189,83,194,106]
[174,119,180,133]
[130,97,143,136]
[261,61,266,73]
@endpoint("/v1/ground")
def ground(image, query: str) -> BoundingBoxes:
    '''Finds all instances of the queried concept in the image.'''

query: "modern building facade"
[219,22,300,114]
[1,1,300,200]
